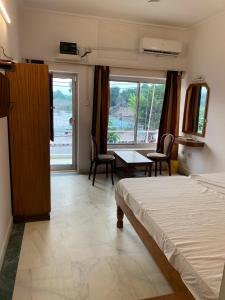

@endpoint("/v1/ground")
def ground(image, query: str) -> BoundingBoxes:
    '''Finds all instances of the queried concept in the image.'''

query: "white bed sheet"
[191,173,225,195]
[115,175,225,300]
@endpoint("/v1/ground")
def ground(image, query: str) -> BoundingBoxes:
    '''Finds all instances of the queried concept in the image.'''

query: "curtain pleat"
[157,71,182,159]
[183,85,201,133]
[92,65,110,154]
[192,86,201,133]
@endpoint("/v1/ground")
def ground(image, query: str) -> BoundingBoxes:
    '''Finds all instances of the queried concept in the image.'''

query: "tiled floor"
[12,173,172,300]
[0,224,25,300]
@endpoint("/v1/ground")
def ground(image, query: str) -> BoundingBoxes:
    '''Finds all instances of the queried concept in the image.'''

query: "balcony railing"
[108,129,158,144]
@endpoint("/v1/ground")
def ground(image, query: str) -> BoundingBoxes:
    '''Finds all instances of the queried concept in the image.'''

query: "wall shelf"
[175,137,205,147]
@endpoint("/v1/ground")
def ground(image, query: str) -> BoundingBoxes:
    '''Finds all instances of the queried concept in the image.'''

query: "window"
[108,79,166,145]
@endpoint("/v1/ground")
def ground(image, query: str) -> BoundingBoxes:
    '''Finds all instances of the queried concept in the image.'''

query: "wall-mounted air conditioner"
[140,37,183,56]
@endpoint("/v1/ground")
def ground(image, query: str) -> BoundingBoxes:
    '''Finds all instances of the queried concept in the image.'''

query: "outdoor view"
[108,81,166,144]
[50,77,165,166]
[50,77,74,166]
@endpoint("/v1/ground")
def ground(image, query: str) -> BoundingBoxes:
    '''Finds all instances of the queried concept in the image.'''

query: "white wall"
[20,8,190,172]
[20,9,189,71]
[179,11,225,174]
[0,0,20,268]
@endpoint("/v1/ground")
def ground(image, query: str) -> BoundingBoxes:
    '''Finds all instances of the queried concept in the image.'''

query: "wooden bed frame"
[116,194,195,300]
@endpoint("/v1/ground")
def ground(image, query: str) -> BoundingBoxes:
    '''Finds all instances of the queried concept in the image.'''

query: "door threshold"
[51,170,78,174]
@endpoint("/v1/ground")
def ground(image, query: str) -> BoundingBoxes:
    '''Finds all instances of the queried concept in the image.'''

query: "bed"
[115,173,225,300]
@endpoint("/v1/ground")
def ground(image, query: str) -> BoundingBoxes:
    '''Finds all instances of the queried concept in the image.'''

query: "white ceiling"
[23,0,225,27]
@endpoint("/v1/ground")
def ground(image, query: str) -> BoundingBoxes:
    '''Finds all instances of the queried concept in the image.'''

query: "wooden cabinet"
[0,73,10,118]
[6,63,51,222]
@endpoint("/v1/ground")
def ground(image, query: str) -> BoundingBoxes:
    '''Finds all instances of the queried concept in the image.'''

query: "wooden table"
[114,150,153,177]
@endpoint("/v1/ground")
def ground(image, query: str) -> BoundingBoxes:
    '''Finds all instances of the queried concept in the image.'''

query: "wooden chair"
[146,133,175,177]
[89,136,115,186]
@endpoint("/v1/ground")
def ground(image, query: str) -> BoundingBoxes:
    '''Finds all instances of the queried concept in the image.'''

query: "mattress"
[115,174,225,300]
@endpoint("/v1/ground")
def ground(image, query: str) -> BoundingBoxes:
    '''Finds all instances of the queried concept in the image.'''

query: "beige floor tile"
[71,256,137,300]
[13,284,32,300]
[13,173,172,300]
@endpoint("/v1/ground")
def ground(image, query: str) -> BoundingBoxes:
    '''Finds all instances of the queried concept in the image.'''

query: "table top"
[114,150,153,165]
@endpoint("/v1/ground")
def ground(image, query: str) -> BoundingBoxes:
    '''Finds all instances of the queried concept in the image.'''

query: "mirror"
[182,83,209,137]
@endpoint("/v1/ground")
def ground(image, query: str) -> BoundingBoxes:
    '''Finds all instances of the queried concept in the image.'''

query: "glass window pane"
[108,81,138,144]
[197,87,207,135]
[137,83,165,144]
[50,77,73,166]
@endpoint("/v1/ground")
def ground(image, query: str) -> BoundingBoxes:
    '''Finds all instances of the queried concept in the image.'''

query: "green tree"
[53,89,67,99]
[128,83,165,131]
[53,89,72,112]
[110,87,120,106]
[107,117,121,144]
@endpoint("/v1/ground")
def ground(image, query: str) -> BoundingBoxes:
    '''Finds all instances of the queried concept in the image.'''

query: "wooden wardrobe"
[6,63,51,222]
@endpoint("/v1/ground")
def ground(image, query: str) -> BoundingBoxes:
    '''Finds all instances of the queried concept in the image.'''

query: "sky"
[53,78,72,95]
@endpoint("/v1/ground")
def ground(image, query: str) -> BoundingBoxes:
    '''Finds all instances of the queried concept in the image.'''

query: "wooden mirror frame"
[182,82,210,137]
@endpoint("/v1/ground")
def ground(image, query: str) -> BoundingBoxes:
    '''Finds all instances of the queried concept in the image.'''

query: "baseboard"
[0,217,13,271]
[77,169,88,174]
[13,213,50,223]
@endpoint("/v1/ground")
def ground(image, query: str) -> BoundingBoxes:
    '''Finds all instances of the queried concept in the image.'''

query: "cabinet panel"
[0,73,10,118]
[6,63,51,221]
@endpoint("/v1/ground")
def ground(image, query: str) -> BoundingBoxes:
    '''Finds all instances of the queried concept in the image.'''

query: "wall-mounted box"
[60,42,78,55]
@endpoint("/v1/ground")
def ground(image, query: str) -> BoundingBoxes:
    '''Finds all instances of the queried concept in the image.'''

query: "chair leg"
[110,161,114,185]
[106,163,108,178]
[160,161,162,175]
[155,161,158,177]
[89,161,93,180]
[92,162,97,186]
[168,159,172,176]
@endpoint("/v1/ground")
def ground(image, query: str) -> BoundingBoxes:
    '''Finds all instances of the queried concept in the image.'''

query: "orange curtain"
[92,66,110,154]
[157,71,182,159]
[192,86,201,133]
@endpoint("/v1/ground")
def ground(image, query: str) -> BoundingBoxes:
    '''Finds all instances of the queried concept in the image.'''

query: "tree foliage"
[108,82,165,144]
[127,83,165,130]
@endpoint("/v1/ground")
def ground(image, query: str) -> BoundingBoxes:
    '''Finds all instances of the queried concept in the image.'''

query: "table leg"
[148,163,152,177]
[114,156,117,172]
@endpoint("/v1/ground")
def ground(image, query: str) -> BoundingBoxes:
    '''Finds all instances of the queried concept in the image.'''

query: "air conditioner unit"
[140,37,183,56]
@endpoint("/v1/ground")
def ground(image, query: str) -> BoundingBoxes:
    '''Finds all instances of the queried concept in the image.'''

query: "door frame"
[50,72,78,171]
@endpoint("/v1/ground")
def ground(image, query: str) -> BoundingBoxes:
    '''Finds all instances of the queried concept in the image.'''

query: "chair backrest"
[91,135,98,160]
[159,133,175,157]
